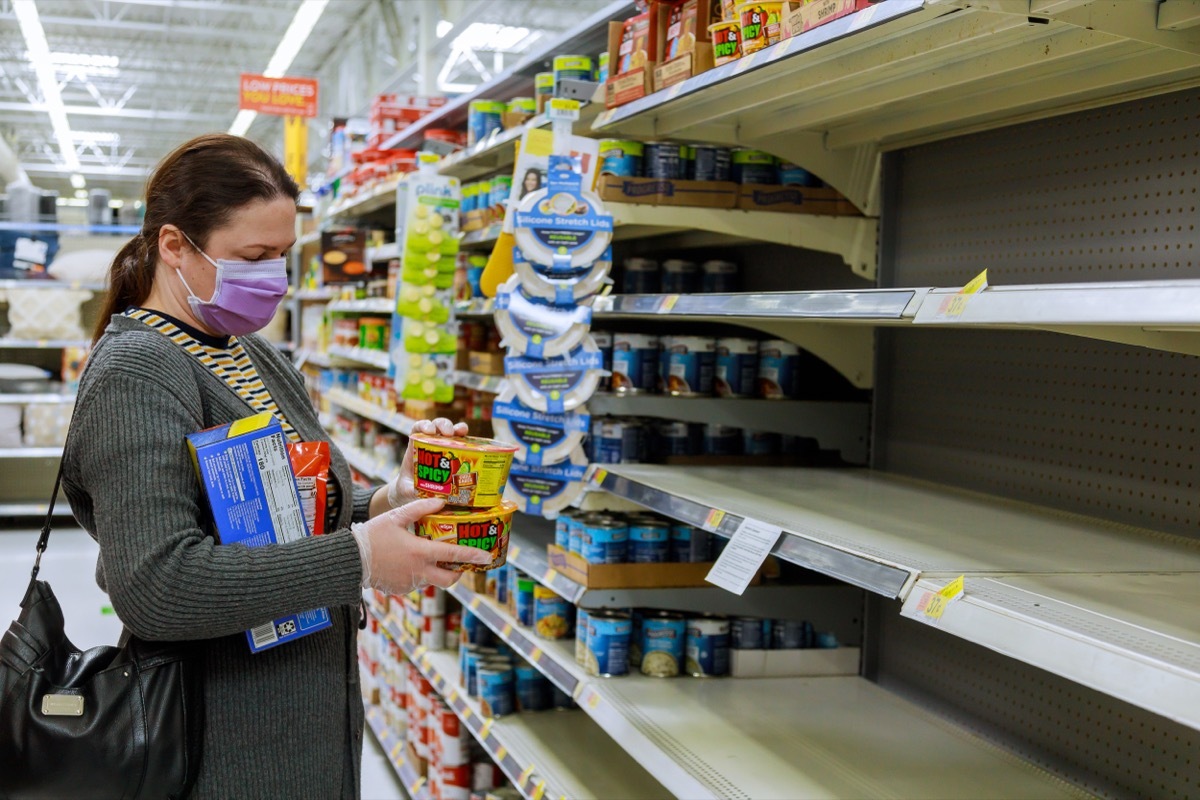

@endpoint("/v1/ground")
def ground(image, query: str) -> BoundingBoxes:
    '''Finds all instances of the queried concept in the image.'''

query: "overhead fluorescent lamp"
[229,0,329,137]
[14,0,81,171]
[70,173,86,189]
[74,131,120,145]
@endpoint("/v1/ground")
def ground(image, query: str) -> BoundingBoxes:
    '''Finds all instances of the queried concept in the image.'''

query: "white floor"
[0,524,407,800]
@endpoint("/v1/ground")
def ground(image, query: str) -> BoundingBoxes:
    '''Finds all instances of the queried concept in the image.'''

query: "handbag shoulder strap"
[29,461,64,585]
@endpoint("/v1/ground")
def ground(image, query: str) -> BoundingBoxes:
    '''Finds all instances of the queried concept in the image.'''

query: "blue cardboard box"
[186,412,332,653]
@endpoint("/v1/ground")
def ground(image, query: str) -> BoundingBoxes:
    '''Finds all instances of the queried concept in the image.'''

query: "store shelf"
[450,370,506,394]
[588,395,870,464]
[0,339,89,349]
[0,502,73,518]
[378,1,633,151]
[365,242,399,263]
[296,348,331,369]
[456,298,494,317]
[0,393,75,404]
[327,176,404,219]
[589,464,1200,730]
[326,389,415,437]
[296,230,321,248]
[295,287,337,301]
[438,116,544,181]
[373,609,667,800]
[0,447,62,458]
[593,0,1200,215]
[363,705,430,800]
[0,222,139,235]
[327,297,395,314]
[460,223,503,249]
[328,345,391,370]
[0,279,106,292]
[334,441,394,483]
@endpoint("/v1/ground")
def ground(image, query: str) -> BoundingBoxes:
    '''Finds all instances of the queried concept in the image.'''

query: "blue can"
[629,608,644,668]
[468,100,505,147]
[779,162,823,187]
[599,139,644,177]
[555,512,573,550]
[704,423,742,455]
[553,54,594,84]
[495,562,510,607]
[463,646,498,696]
[714,337,758,398]
[660,336,715,397]
[692,145,732,181]
[701,260,739,293]
[627,517,670,563]
[592,329,613,393]
[574,607,590,666]
[462,612,491,647]
[643,142,683,179]
[594,418,643,464]
[816,631,839,649]
[533,586,573,640]
[478,664,515,717]
[515,663,551,712]
[660,259,698,294]
[731,149,779,185]
[732,617,764,650]
[743,430,781,456]
[621,258,659,294]
[685,616,730,677]
[514,574,536,627]
[461,183,476,214]
[656,421,697,456]
[582,516,628,564]
[585,611,631,677]
[611,333,659,394]
[568,513,589,555]
[671,522,712,562]
[758,339,801,399]
[639,612,686,677]
[771,619,805,650]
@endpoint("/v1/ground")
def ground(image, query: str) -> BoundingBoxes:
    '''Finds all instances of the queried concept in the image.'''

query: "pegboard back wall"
[878,87,1200,540]
[872,601,1200,800]
[890,87,1198,287]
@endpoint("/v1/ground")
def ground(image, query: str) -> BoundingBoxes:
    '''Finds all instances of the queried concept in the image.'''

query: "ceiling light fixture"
[14,0,81,171]
[70,173,86,189]
[229,0,329,137]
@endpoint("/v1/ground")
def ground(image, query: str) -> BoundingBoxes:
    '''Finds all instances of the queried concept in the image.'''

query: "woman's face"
[523,170,540,193]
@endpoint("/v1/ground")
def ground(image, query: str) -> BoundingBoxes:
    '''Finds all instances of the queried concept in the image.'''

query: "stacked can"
[429,699,472,800]
[406,662,435,759]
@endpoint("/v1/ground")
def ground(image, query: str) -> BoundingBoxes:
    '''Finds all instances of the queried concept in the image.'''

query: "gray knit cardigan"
[62,313,373,799]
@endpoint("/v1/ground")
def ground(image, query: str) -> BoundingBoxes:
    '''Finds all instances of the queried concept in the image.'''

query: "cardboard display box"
[736,184,860,215]
[783,0,874,38]
[547,544,763,589]
[604,16,659,108]
[598,175,739,208]
[730,646,861,678]
[653,0,719,91]
[322,228,381,285]
[468,351,506,376]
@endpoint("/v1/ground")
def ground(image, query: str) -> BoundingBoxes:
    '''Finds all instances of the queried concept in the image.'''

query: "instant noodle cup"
[709,20,741,66]
[412,501,517,572]
[410,433,519,507]
[737,1,783,55]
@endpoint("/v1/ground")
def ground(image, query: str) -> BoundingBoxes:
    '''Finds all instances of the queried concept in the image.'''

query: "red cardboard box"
[782,0,873,38]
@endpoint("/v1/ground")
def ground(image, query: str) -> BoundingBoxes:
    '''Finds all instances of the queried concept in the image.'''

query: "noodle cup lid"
[409,433,519,454]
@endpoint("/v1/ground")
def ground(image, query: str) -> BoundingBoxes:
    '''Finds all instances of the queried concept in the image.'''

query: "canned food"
[515,663,551,712]
[477,664,515,717]
[731,148,779,185]
[771,619,806,650]
[358,316,388,351]
[692,145,732,181]
[592,329,613,392]
[461,612,488,647]
[514,574,536,627]
[554,510,576,550]
[686,616,731,677]
[660,259,698,294]
[643,141,684,179]
[611,332,660,394]
[732,616,765,650]
[779,162,823,187]
[816,631,839,649]
[534,72,554,113]
[594,418,644,465]
[575,607,590,666]
[533,586,572,639]
[582,515,628,564]
[467,99,505,147]
[660,336,716,397]
[585,610,632,677]
[621,257,659,294]
[567,512,589,555]
[640,612,686,677]
[463,647,498,696]
[701,260,739,293]
[495,562,510,606]
[627,517,670,563]
[656,421,698,457]
[757,339,801,399]
[508,97,537,116]
[629,609,644,668]
[553,54,594,84]
[599,139,644,177]
[681,145,696,179]
[703,423,743,455]
[671,522,712,562]
[598,51,610,83]
[490,175,512,209]
[743,430,781,456]
[714,337,758,398]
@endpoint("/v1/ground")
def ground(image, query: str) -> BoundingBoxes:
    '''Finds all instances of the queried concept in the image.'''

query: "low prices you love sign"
[239,74,318,117]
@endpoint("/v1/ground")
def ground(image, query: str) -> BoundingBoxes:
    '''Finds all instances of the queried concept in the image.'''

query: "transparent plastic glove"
[352,497,491,593]
[386,417,470,508]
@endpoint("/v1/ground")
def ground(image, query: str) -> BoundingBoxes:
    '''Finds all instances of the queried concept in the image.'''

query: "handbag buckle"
[41,693,84,716]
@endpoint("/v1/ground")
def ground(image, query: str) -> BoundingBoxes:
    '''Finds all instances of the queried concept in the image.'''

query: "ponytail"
[93,231,156,343]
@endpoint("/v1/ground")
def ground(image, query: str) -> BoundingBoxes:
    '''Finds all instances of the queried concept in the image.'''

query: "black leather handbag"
[0,468,204,799]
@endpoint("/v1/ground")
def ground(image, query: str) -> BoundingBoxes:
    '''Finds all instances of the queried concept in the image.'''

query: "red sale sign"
[239,74,318,118]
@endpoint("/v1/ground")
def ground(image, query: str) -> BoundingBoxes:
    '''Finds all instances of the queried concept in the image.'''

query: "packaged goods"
[671,522,713,562]
[582,514,629,564]
[514,574,536,627]
[491,386,590,466]
[629,609,644,667]
[665,0,703,60]
[627,516,671,563]
[512,248,613,305]
[585,610,632,677]
[357,316,388,350]
[598,51,610,82]
[412,501,516,571]
[512,151,611,271]
[701,259,739,292]
[287,441,330,535]
[617,11,653,75]
[656,421,699,457]
[714,336,758,397]
[533,586,573,639]
[186,413,330,653]
[703,423,743,455]
[599,139,645,177]
[611,332,659,394]
[660,335,716,396]
[568,513,590,555]
[553,54,594,84]
[743,430,781,455]
[686,616,731,676]
[661,259,698,294]
[575,607,590,665]
[477,663,515,717]
[505,336,605,414]
[708,20,741,65]
[468,99,505,147]
[516,663,552,711]
[641,612,687,677]
[779,162,823,187]
[410,433,519,507]
[593,329,613,391]
[732,616,765,649]
[731,148,779,184]
[736,1,784,54]
[535,72,555,113]
[593,417,644,464]
[757,338,801,398]
[643,141,684,179]
[621,257,659,294]
[493,275,594,359]
[692,145,732,181]
[504,446,589,518]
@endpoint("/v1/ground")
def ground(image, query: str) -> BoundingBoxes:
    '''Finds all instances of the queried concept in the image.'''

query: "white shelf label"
[704,517,782,595]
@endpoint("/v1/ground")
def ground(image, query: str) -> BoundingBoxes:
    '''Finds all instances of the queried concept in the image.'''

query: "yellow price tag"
[519,765,536,785]
[961,269,989,295]
[921,575,965,621]
[448,689,458,703]
[658,295,680,313]
[410,777,426,795]
[592,468,608,486]
[939,269,988,318]
[391,742,404,760]
[533,780,547,799]
[586,692,600,710]
[502,623,513,638]
[530,648,543,663]
[463,706,475,719]
[480,719,494,738]
[495,746,508,761]
[543,568,557,584]
[509,545,522,560]
[705,509,725,530]
[572,682,586,700]
[470,597,481,610]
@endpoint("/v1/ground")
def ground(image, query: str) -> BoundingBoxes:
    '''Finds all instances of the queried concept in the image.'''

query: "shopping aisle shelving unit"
[326,389,415,437]
[363,706,430,800]
[371,608,669,800]
[327,346,391,371]
[337,442,393,483]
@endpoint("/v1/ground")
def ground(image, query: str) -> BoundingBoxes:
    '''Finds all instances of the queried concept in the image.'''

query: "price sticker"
[586,691,600,710]
[530,648,543,663]
[502,623,513,638]
[519,765,536,785]
[572,682,587,700]
[592,468,608,487]
[543,568,557,585]
[469,597,481,610]
[463,706,475,719]
[409,777,426,795]
[919,575,966,621]
[938,269,988,318]
[658,295,680,313]
[704,509,725,530]
[481,719,494,738]
[448,689,459,703]
[391,742,404,760]
[495,745,508,761]
[533,780,547,800]
[509,544,522,560]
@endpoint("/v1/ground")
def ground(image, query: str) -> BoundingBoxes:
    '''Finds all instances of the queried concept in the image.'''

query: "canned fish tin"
[627,517,670,563]
[779,162,823,187]
[467,99,505,147]
[621,258,659,294]
[656,421,698,456]
[686,616,731,677]
[515,663,551,712]
[701,260,739,293]
[533,586,572,639]
[660,336,716,397]
[582,515,629,564]
[704,423,743,455]
[692,145,732,181]
[643,141,684,179]
[461,612,490,647]
[477,664,515,717]
[611,332,659,394]
[574,608,590,665]
[671,522,712,562]
[743,430,781,456]
[757,339,801,399]
[514,574,536,627]
[714,337,758,398]
[640,612,686,678]
[660,259,698,294]
[681,145,696,179]
[732,616,765,650]
[731,148,779,185]
[771,618,805,650]
[599,139,644,177]
[594,418,643,465]
[553,54,594,84]
[567,512,589,555]
[554,510,577,550]
[585,611,632,677]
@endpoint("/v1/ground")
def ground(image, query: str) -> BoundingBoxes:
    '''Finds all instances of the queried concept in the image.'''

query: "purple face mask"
[177,232,289,336]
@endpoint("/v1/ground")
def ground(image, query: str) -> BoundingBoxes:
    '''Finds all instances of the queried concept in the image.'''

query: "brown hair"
[94,133,299,342]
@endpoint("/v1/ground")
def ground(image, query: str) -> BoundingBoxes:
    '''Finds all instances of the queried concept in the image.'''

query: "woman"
[519,167,542,199]
[61,134,489,799]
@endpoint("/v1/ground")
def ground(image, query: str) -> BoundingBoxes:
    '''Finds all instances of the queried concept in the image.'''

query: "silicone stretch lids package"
[491,384,590,466]
[503,445,589,518]
[512,248,611,305]
[494,274,594,359]
[505,335,605,414]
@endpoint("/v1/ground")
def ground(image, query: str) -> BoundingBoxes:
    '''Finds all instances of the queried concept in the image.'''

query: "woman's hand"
[386,417,469,508]
[353,497,490,593]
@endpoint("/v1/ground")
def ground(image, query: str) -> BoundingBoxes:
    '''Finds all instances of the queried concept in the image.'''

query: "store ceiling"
[0,0,608,203]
